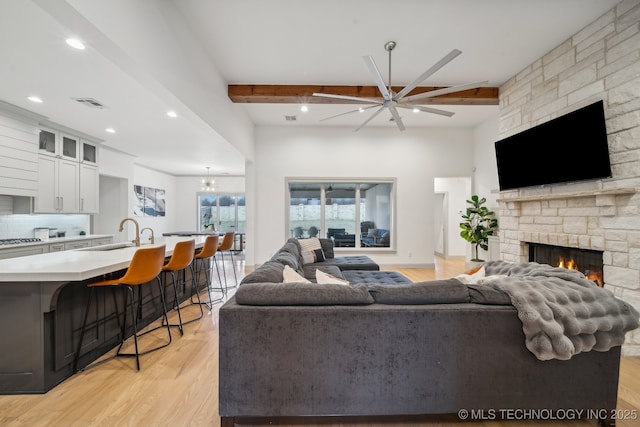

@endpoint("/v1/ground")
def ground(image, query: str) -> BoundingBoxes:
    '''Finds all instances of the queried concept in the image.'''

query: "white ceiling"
[0,0,621,176]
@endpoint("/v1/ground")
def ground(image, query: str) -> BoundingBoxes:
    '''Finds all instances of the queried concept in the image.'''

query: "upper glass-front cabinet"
[61,135,78,160]
[39,129,98,164]
[38,129,79,161]
[38,129,56,155]
[81,140,98,164]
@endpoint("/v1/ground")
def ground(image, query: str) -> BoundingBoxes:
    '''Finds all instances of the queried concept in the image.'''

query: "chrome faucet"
[119,217,140,247]
[140,227,155,244]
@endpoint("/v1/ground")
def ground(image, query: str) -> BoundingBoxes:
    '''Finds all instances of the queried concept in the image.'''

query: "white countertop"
[0,235,207,282]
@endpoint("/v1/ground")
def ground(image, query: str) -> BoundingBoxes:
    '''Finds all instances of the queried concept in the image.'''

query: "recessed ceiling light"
[65,38,85,50]
[358,107,365,113]
[300,105,308,112]
[27,96,43,103]
[167,110,177,118]
[105,128,116,134]
[412,108,420,113]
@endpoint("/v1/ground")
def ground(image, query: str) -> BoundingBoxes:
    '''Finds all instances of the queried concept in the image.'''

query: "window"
[198,192,245,233]
[287,179,394,250]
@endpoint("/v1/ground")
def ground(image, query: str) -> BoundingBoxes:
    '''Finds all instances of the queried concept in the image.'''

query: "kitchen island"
[0,235,208,394]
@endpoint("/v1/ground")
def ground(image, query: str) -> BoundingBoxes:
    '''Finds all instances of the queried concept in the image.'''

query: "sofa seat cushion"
[343,270,411,285]
[328,256,379,271]
[367,279,470,304]
[234,282,374,306]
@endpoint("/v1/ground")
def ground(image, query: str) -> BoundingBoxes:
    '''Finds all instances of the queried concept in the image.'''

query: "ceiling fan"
[313,41,487,131]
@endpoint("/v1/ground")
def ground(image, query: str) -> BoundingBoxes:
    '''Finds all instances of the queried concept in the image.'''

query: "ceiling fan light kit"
[313,41,487,131]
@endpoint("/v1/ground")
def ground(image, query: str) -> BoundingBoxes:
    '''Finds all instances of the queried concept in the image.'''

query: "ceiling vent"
[72,98,106,109]
[285,115,297,121]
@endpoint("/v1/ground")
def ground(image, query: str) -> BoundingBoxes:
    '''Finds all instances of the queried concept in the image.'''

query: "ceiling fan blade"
[397,104,455,117]
[362,55,392,101]
[402,80,489,103]
[394,49,462,101]
[355,106,386,132]
[388,107,406,131]
[312,92,381,104]
[319,104,380,122]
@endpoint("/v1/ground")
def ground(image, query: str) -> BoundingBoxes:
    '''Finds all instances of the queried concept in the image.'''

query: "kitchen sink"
[80,242,135,251]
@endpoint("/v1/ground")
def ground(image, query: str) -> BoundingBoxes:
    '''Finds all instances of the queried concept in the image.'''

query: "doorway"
[92,175,129,242]
[434,177,471,258]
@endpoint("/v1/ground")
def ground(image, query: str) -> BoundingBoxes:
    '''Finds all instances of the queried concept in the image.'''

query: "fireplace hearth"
[528,243,604,287]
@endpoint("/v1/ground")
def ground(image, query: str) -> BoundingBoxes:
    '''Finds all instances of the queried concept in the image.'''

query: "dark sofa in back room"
[220,245,640,427]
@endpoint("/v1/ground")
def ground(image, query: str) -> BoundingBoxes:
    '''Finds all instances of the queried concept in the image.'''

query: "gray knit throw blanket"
[482,261,640,361]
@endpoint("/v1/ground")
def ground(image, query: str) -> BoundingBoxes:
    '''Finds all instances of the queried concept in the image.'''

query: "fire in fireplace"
[528,243,604,286]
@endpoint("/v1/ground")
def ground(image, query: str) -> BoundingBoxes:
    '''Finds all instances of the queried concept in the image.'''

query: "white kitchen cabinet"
[64,240,90,250]
[80,140,98,165]
[34,154,79,213]
[79,163,98,213]
[49,243,65,252]
[35,127,99,214]
[0,244,49,260]
[39,128,79,161]
[91,237,113,247]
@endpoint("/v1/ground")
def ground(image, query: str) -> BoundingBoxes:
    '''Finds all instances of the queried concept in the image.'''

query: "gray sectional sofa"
[219,241,639,427]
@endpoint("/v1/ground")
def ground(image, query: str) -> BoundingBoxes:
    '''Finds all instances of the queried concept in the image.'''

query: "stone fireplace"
[528,242,603,286]
[496,186,639,355]
[493,1,640,355]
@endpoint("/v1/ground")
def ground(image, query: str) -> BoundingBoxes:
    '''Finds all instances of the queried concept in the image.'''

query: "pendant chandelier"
[201,166,215,191]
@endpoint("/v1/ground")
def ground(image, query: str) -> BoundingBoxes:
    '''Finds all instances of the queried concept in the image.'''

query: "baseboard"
[379,263,435,269]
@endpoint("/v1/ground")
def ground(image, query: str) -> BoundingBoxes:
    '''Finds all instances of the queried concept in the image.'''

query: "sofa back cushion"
[240,261,285,284]
[234,282,374,306]
[367,279,470,304]
[270,250,301,272]
[319,238,334,259]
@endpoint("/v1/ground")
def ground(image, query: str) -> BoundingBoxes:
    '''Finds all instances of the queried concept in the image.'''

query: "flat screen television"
[494,100,612,191]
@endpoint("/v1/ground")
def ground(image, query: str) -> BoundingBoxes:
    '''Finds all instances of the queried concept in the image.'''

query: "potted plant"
[459,195,498,262]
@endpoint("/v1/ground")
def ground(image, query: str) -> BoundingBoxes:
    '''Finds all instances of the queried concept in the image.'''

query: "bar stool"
[217,231,238,289]
[162,239,200,335]
[192,234,225,309]
[74,245,169,371]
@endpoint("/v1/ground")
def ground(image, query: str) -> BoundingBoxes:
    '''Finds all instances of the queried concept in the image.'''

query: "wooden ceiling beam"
[228,84,499,105]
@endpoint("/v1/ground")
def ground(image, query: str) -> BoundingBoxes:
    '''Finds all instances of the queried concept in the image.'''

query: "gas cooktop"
[0,238,43,245]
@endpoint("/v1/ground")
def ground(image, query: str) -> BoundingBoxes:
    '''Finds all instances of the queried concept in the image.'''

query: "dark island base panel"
[221,414,614,427]
[0,258,208,394]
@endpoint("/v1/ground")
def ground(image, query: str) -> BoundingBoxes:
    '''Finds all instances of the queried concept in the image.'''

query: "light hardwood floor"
[0,256,638,427]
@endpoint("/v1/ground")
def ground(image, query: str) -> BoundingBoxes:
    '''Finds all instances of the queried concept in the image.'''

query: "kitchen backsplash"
[0,214,90,239]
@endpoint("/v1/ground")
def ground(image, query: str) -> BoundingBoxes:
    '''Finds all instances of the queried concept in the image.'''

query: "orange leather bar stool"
[162,239,200,335]
[217,231,238,289]
[192,234,225,309]
[74,245,169,371]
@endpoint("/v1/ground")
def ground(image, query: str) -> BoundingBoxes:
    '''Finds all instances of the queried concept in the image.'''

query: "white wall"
[95,146,180,241]
[250,125,475,268]
[173,175,246,232]
[472,115,500,212]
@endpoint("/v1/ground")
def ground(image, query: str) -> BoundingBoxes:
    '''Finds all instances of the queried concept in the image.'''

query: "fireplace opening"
[528,243,604,287]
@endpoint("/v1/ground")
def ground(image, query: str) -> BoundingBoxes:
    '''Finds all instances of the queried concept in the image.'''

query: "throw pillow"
[316,269,350,286]
[298,237,326,264]
[282,265,311,283]
[476,274,509,285]
[464,265,483,275]
[454,265,486,284]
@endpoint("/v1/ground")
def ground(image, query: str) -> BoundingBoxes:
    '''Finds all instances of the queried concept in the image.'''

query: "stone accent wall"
[497,0,640,355]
